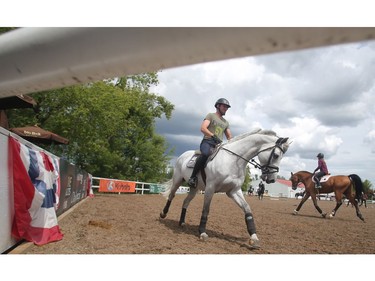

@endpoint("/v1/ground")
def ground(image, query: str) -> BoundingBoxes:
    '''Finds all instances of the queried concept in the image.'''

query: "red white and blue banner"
[9,136,63,245]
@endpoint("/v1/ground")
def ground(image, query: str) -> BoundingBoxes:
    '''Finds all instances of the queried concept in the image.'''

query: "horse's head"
[256,137,290,184]
[289,172,300,190]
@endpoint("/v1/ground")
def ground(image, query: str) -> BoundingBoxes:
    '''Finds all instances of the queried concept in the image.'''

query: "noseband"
[221,137,286,175]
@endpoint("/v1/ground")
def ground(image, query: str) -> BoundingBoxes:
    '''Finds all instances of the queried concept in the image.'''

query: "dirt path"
[20,193,374,254]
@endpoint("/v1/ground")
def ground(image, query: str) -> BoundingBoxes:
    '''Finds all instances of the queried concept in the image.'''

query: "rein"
[220,139,286,174]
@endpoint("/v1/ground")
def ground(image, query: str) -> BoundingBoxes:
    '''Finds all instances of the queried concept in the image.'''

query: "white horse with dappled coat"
[160,129,291,249]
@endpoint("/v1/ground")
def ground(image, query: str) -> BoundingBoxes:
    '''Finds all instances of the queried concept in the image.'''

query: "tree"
[7,74,175,183]
[241,165,252,192]
[363,179,374,200]
[0,27,17,34]
[1,28,175,183]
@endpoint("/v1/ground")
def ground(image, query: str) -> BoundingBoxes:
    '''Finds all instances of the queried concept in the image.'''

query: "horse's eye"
[273,154,279,159]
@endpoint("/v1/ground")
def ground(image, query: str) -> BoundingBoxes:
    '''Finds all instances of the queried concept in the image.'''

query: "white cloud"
[153,39,375,184]
[364,129,375,153]
[364,130,375,143]
[201,57,265,85]
[272,117,343,158]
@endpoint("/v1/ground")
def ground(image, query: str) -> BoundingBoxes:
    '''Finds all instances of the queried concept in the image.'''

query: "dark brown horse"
[289,171,365,222]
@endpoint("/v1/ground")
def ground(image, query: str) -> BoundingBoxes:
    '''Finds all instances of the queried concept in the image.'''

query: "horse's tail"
[348,174,364,200]
[161,179,173,198]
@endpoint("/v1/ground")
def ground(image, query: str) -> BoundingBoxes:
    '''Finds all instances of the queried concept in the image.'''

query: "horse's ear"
[291,172,293,177]
[277,137,289,145]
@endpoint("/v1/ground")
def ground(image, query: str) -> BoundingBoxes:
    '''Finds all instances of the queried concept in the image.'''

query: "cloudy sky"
[151,39,375,185]
[3,0,373,276]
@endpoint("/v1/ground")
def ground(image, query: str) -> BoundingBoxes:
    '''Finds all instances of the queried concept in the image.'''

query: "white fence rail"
[91,177,191,195]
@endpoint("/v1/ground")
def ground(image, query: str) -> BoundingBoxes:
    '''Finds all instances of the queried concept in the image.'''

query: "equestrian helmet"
[215,98,231,108]
[317,153,324,158]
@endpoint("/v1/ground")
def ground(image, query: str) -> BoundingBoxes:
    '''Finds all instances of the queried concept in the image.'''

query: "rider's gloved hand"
[212,135,222,144]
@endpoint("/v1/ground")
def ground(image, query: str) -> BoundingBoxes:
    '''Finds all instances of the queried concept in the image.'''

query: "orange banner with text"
[99,179,136,193]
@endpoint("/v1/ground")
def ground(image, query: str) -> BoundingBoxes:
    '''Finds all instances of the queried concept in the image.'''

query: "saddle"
[186,145,223,187]
[312,174,331,184]
[186,144,222,168]
[187,150,201,168]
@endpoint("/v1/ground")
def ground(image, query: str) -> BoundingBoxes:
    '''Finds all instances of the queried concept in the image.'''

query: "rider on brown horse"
[313,153,329,188]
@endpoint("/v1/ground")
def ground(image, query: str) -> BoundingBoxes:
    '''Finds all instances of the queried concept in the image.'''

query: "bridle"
[220,137,287,175]
[290,172,310,190]
[290,176,300,189]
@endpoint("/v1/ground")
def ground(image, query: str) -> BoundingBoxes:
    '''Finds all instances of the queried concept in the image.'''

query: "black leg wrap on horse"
[163,200,172,215]
[199,215,208,234]
[245,213,256,235]
[179,208,187,226]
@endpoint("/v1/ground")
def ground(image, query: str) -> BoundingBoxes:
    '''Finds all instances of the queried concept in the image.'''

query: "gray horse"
[160,129,290,249]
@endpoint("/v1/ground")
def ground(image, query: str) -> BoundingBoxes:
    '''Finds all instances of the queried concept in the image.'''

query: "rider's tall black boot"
[314,176,321,188]
[187,155,206,188]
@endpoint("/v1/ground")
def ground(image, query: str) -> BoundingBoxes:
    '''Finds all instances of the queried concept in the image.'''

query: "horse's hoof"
[200,232,209,241]
[321,213,327,218]
[249,238,261,249]
[293,210,298,215]
[328,213,334,219]
[179,222,186,228]
[159,212,166,219]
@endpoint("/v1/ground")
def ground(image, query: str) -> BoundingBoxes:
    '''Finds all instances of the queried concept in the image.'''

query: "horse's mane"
[228,128,277,143]
[297,170,313,175]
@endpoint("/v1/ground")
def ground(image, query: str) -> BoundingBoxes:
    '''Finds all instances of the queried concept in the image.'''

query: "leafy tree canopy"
[6,74,175,183]
[0,27,17,34]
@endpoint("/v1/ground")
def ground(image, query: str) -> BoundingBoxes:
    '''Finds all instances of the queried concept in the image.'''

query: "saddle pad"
[312,174,331,183]
[187,151,200,168]
[320,175,331,182]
